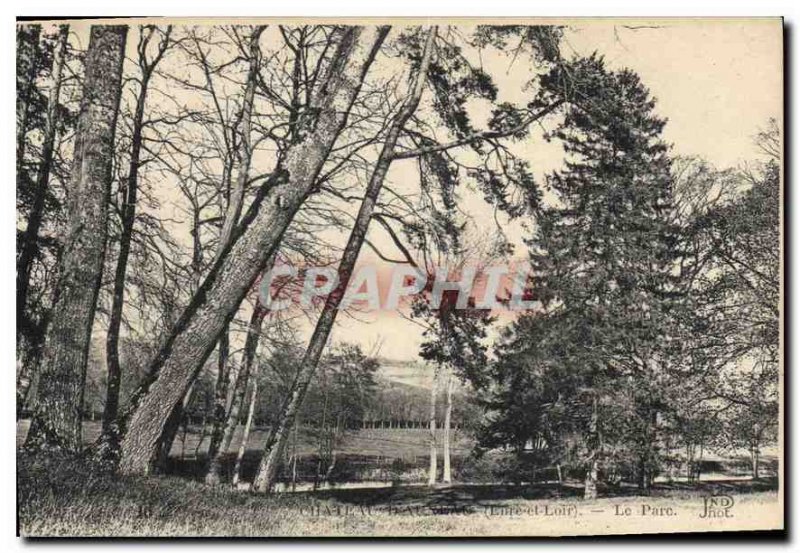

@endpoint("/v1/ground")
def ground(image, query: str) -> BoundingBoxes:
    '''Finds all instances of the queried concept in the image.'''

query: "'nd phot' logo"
[699,495,734,519]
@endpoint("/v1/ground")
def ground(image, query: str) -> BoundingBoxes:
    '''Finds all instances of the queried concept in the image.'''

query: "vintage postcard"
[15,17,783,537]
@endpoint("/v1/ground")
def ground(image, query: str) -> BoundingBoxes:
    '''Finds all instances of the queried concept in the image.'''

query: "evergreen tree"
[483,55,679,496]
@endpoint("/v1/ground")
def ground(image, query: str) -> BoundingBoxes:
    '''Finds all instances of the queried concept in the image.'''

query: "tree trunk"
[250,27,436,493]
[153,186,205,466]
[752,445,760,479]
[638,408,656,493]
[324,449,337,482]
[203,28,264,484]
[215,345,239,456]
[638,455,652,492]
[442,369,453,484]
[584,395,599,500]
[291,421,298,491]
[200,63,245,473]
[428,366,438,487]
[205,330,232,464]
[100,27,168,457]
[118,26,389,475]
[153,381,195,473]
[584,458,599,500]
[224,307,268,456]
[214,26,264,262]
[24,26,127,452]
[17,24,68,417]
[231,376,258,488]
[153,398,181,471]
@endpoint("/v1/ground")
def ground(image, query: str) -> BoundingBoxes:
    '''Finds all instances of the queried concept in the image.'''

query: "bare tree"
[118,26,389,475]
[252,26,438,493]
[203,25,266,483]
[100,25,173,456]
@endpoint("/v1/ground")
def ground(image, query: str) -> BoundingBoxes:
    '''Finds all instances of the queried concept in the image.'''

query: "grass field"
[18,453,781,537]
[17,420,476,485]
[16,421,782,537]
[16,420,474,457]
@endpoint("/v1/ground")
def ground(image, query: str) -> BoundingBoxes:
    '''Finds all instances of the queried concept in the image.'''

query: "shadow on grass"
[162,450,435,485]
[160,450,779,511]
[293,477,779,510]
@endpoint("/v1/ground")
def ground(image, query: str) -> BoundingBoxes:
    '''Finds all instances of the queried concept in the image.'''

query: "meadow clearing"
[17,422,781,537]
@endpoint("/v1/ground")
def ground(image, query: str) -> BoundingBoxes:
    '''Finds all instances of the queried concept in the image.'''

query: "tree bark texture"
[24,25,128,452]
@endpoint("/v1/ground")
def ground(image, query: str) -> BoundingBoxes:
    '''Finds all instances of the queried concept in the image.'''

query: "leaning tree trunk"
[231,375,259,489]
[17,24,68,417]
[206,303,268,484]
[205,330,233,465]
[151,196,205,466]
[251,27,436,493]
[442,369,454,484]
[153,394,184,471]
[118,26,389,475]
[100,27,171,457]
[152,380,197,473]
[203,27,265,480]
[215,26,264,263]
[23,25,127,452]
[218,259,274,459]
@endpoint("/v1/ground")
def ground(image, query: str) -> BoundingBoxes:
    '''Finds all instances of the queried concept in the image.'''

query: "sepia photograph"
[13,15,783,538]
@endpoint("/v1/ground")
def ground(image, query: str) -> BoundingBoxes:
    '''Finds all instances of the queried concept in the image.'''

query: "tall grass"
[18,453,316,537]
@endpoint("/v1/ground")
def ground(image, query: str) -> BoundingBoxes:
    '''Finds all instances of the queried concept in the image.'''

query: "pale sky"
[48,19,782,364]
[331,19,783,361]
